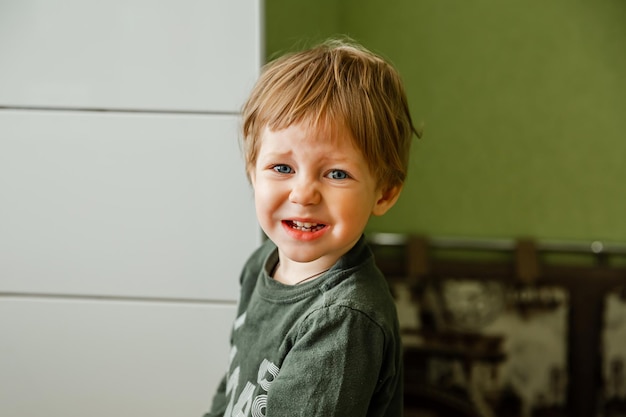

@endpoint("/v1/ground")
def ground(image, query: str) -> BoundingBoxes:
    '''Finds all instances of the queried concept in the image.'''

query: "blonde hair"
[242,39,420,189]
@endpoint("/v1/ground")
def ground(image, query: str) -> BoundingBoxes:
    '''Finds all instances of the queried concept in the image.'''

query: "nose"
[289,176,321,206]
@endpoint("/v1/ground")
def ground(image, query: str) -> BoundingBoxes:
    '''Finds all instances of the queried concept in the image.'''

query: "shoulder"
[328,264,397,325]
[311,250,399,339]
[297,268,402,375]
[239,238,276,284]
[323,240,396,313]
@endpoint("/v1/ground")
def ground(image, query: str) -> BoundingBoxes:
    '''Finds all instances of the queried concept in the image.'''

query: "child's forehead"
[262,119,354,147]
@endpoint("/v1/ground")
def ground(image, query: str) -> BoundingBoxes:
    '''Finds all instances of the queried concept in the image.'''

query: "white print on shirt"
[224,359,279,417]
[233,312,247,330]
[223,311,281,417]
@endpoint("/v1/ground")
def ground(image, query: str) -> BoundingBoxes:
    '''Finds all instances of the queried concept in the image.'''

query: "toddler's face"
[250,121,397,273]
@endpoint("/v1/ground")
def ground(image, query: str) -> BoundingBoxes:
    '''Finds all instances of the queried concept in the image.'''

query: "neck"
[272,261,331,286]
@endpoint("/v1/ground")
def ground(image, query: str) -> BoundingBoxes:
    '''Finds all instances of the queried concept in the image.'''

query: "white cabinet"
[0,1,261,416]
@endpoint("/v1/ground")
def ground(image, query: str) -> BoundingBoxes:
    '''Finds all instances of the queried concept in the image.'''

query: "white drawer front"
[0,110,259,301]
[0,297,235,417]
[0,0,261,112]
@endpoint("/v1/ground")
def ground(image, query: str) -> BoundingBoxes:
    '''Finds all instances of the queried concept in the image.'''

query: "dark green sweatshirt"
[205,235,403,417]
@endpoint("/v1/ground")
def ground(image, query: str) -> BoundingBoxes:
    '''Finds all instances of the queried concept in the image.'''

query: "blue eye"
[273,164,293,174]
[328,170,349,180]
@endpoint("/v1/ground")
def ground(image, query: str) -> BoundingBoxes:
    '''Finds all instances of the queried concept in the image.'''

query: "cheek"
[252,180,279,211]
[335,191,374,219]
[252,184,267,209]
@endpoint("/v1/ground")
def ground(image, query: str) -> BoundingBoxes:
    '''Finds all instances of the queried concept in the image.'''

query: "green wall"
[265,0,626,242]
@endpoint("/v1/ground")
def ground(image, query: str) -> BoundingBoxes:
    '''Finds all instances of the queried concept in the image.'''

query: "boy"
[206,39,419,417]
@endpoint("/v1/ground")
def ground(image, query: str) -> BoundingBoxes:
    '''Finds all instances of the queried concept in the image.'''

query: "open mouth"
[285,220,326,232]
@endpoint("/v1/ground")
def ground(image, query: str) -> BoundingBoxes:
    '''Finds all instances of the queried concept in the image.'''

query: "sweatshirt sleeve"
[204,243,270,417]
[265,305,392,417]
[203,373,228,417]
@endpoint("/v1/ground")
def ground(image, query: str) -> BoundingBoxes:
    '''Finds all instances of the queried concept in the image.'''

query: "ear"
[372,185,402,216]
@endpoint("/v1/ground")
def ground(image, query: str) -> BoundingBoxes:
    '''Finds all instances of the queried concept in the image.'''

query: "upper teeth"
[294,221,317,228]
